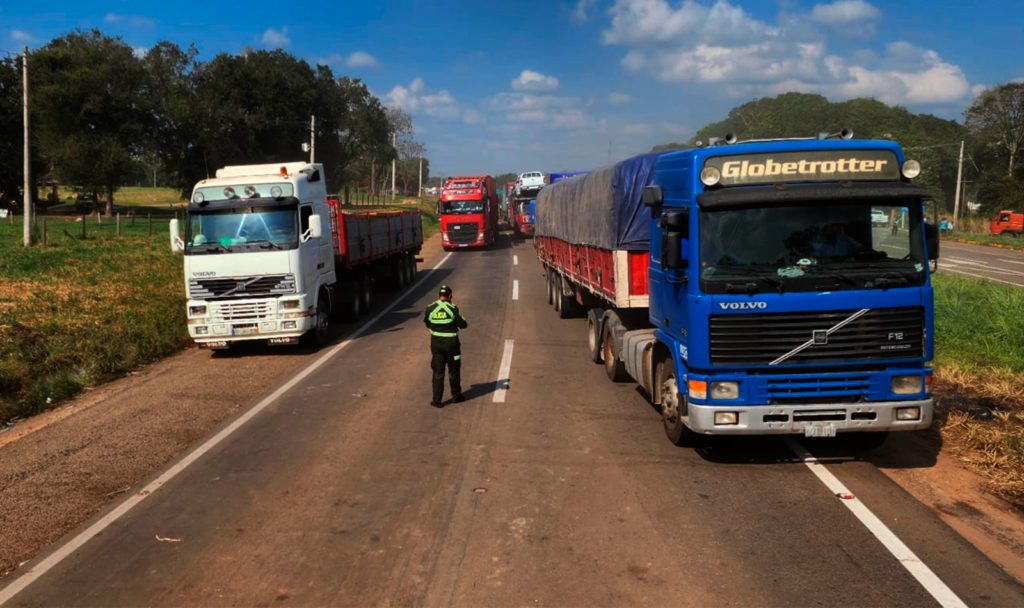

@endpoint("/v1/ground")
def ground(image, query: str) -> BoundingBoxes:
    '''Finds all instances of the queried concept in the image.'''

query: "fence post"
[147,213,152,237]
[116,213,121,237]
[80,215,86,239]
[41,218,47,246]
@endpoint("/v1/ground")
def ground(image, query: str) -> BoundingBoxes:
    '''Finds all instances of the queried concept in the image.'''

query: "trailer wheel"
[557,278,574,319]
[545,270,554,306]
[602,322,628,382]
[656,359,703,447]
[586,310,603,364]
[408,256,418,282]
[360,276,372,312]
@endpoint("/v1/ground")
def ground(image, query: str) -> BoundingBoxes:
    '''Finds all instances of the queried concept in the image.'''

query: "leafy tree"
[32,30,152,215]
[0,57,22,204]
[965,83,1024,176]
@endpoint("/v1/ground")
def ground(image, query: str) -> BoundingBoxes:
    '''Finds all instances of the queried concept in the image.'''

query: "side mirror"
[663,233,688,270]
[642,185,663,207]
[308,214,323,240]
[924,221,939,261]
[169,218,184,253]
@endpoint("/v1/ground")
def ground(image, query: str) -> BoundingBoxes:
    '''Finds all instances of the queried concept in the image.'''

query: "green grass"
[0,217,188,423]
[932,273,1024,503]
[947,232,1024,251]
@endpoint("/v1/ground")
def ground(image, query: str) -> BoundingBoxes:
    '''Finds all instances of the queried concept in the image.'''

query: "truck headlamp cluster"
[192,192,205,204]
[901,159,921,179]
[710,381,740,400]
[891,375,923,395]
[279,299,302,310]
[700,167,722,187]
[188,305,207,317]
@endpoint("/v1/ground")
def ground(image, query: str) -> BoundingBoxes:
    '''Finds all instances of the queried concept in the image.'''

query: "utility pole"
[22,46,31,247]
[952,139,964,229]
[391,132,396,200]
[309,115,316,163]
[418,156,423,198]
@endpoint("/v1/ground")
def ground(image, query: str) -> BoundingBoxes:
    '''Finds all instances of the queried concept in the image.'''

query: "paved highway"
[939,240,1024,287]
[1,234,1022,607]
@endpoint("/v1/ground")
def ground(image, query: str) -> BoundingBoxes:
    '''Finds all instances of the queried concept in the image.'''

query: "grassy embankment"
[947,233,1024,252]
[0,190,439,424]
[933,273,1024,504]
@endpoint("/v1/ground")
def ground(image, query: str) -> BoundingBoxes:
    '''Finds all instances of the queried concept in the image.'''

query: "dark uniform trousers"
[424,299,468,402]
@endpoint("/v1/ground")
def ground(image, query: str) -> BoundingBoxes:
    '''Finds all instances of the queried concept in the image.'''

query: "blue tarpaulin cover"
[536,153,659,251]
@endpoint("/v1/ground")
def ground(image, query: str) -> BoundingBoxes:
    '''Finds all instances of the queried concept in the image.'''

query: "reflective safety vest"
[426,300,462,338]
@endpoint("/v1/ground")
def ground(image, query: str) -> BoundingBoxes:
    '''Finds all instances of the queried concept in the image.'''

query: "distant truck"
[549,171,588,184]
[171,162,423,349]
[990,210,1023,237]
[515,171,546,196]
[537,137,939,448]
[509,197,534,236]
[440,176,498,249]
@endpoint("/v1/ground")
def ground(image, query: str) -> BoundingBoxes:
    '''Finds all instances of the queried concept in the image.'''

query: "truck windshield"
[517,201,531,215]
[442,200,484,214]
[699,201,926,293]
[185,207,298,254]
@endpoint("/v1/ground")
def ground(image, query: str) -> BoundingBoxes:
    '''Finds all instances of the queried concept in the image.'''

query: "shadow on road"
[454,382,498,403]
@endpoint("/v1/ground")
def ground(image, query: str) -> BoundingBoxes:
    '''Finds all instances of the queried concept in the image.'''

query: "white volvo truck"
[171,162,423,349]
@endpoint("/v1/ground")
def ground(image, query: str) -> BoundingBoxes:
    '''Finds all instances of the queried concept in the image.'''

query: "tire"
[557,278,573,319]
[307,292,330,347]
[545,270,554,306]
[602,323,628,382]
[586,310,603,364]
[656,359,703,447]
[360,276,372,312]
[552,276,562,314]
[843,431,889,453]
[409,256,418,282]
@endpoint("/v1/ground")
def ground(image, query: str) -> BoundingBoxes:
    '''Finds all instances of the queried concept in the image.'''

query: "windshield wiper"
[725,281,759,294]
[251,240,285,250]
[717,267,786,293]
[189,242,228,254]
[871,275,910,288]
[813,270,863,289]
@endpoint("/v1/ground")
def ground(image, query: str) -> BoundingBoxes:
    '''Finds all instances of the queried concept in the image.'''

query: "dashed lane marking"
[0,252,456,606]
[513,280,519,300]
[513,255,519,265]
[784,438,968,608]
[493,339,515,403]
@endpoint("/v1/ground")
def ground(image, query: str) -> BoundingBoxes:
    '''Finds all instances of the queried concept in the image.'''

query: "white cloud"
[491,92,580,112]
[104,13,155,28]
[600,0,974,106]
[810,1,880,25]
[261,27,291,48]
[511,69,560,92]
[607,92,632,105]
[462,109,485,125]
[571,0,597,25]
[346,50,378,68]
[386,77,460,119]
[132,47,148,59]
[622,122,653,135]
[9,29,32,43]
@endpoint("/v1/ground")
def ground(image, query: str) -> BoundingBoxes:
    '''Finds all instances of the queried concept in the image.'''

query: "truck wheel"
[586,310,603,364]
[545,270,554,306]
[360,276,372,312]
[656,359,703,447]
[408,256,418,282]
[843,431,889,453]
[557,279,574,319]
[341,294,361,321]
[307,294,330,346]
[602,323,628,382]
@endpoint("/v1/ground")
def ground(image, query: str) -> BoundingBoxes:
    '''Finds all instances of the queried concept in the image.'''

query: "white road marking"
[513,255,519,266]
[938,266,1023,287]
[784,439,968,608]
[493,339,515,403]
[945,257,1024,278]
[512,280,519,300]
[0,252,455,606]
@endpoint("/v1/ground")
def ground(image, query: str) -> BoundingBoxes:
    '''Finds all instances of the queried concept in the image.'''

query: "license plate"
[232,326,258,336]
[803,423,837,438]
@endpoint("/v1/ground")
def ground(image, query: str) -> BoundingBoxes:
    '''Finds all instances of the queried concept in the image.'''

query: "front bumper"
[686,398,933,435]
[187,297,314,345]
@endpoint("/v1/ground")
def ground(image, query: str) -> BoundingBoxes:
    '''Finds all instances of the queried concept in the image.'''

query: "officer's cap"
[438,285,453,297]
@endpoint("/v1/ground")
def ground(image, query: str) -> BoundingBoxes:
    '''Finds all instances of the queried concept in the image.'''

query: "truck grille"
[189,274,295,299]
[212,301,274,322]
[709,307,924,366]
[446,223,478,244]
[765,372,871,404]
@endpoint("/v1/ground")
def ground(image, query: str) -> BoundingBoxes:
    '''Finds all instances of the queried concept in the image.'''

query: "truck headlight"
[280,299,301,310]
[710,381,740,400]
[194,326,209,335]
[188,305,207,317]
[896,406,921,421]
[891,375,923,395]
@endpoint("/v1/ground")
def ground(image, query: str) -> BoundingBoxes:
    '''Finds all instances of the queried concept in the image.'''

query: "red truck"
[990,210,1024,237]
[440,176,498,249]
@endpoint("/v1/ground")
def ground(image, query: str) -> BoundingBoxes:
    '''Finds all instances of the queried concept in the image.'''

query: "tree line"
[653,88,1024,217]
[0,29,428,216]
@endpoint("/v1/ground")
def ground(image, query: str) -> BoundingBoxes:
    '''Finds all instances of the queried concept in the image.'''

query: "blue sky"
[3,1,1023,177]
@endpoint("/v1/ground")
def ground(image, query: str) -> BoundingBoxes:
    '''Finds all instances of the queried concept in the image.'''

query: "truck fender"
[654,330,689,417]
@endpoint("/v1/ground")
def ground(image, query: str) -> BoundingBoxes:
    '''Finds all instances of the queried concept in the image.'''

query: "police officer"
[424,285,468,407]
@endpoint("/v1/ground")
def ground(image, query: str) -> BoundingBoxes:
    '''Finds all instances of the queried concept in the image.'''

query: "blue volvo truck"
[536,136,939,447]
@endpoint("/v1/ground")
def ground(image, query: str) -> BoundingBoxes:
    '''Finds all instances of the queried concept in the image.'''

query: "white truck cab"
[172,162,335,348]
